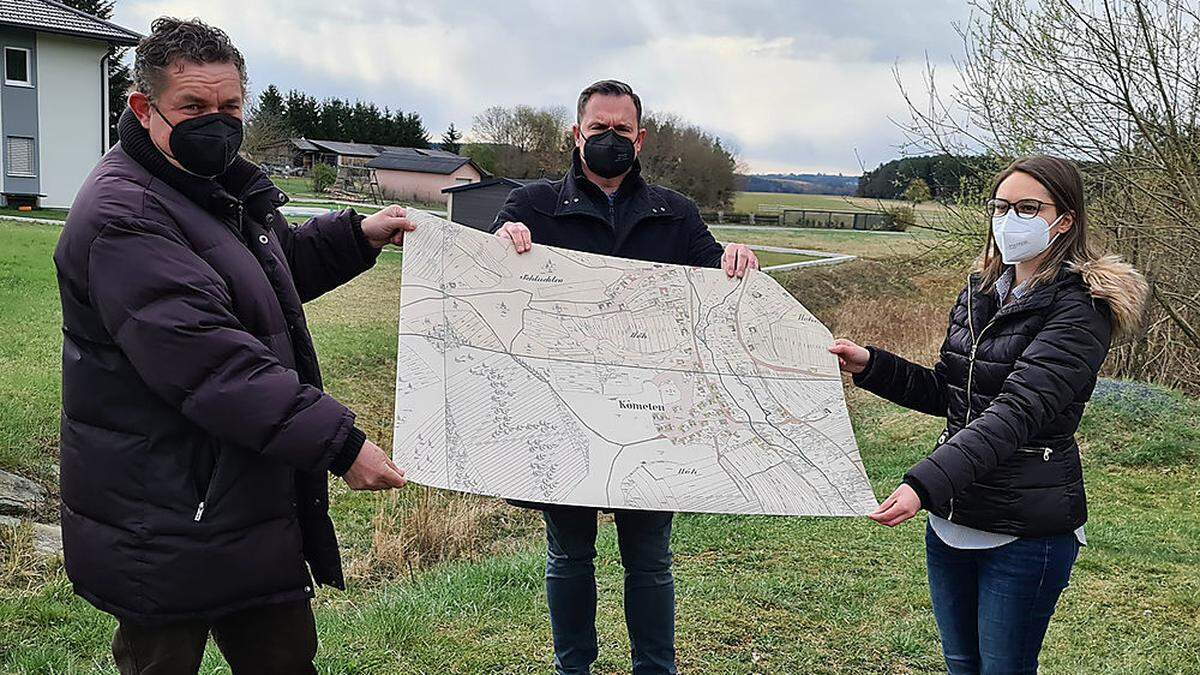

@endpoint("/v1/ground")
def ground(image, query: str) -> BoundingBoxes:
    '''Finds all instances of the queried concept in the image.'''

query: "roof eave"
[0,21,140,46]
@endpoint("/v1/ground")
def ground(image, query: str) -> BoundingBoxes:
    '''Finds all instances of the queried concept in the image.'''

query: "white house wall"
[36,33,107,208]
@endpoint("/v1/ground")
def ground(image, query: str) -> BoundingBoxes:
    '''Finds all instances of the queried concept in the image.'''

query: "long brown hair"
[979,155,1101,291]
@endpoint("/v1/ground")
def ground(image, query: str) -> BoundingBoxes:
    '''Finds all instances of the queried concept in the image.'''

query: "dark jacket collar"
[117,108,287,223]
[969,266,1075,323]
[554,148,673,222]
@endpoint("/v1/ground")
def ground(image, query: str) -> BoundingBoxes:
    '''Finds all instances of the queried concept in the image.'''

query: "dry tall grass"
[0,521,57,592]
[348,488,540,584]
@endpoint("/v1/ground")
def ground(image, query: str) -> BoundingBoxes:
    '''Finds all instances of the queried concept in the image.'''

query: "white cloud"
[115,1,966,174]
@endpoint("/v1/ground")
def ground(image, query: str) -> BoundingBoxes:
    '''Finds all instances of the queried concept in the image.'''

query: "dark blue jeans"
[926,522,1080,675]
[543,506,676,675]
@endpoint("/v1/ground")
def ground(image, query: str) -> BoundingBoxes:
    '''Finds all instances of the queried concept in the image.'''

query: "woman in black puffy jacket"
[829,156,1147,675]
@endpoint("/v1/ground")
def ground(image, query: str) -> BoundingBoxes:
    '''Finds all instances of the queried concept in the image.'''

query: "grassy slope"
[1,220,1198,673]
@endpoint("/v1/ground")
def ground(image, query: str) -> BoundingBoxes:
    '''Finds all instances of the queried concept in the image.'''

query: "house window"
[4,47,31,86]
[6,137,35,176]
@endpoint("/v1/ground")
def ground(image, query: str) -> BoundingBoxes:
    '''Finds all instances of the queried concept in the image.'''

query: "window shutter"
[6,137,35,176]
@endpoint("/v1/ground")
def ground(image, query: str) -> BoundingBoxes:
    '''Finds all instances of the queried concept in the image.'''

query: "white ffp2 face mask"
[991,211,1064,264]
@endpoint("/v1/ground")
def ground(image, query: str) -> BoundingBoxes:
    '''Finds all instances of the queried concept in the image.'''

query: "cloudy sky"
[114,1,971,175]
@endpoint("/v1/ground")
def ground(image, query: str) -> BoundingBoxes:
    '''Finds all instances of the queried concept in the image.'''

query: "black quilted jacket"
[853,258,1145,536]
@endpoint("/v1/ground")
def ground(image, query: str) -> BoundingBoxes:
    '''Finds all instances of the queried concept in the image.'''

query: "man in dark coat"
[53,18,411,673]
[492,80,759,675]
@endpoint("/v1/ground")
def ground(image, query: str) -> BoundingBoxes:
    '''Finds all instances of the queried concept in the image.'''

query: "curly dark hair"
[133,17,247,99]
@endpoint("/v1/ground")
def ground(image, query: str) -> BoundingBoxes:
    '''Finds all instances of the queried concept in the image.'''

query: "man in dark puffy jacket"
[492,79,759,675]
[53,18,411,673]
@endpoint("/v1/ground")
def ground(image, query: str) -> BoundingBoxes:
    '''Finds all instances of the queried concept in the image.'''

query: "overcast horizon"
[113,1,972,176]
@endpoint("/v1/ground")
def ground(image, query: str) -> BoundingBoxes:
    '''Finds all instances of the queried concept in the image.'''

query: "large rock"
[0,515,63,556]
[0,469,48,517]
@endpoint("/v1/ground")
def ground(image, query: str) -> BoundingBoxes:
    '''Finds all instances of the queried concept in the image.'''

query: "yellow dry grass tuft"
[347,488,540,584]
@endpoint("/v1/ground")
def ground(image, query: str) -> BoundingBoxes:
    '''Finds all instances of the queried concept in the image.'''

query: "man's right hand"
[496,221,532,253]
[342,439,407,491]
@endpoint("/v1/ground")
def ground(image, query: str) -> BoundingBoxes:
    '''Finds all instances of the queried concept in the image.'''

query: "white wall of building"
[36,33,106,208]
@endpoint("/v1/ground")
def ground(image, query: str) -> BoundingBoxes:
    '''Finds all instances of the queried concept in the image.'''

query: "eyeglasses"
[986,198,1054,219]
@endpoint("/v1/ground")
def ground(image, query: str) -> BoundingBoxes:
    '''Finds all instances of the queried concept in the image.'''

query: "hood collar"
[1070,255,1148,340]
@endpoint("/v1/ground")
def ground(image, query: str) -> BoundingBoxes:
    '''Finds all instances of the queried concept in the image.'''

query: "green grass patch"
[1,220,1198,673]
[752,250,819,268]
[0,207,68,221]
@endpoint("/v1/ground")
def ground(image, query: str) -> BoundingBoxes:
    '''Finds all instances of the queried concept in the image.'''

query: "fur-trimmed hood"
[1069,255,1148,340]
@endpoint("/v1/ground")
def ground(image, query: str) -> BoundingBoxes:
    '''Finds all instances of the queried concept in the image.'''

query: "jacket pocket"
[191,441,223,522]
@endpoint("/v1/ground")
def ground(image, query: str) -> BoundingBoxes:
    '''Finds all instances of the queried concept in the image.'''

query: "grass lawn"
[0,206,68,221]
[2,218,1198,673]
[752,250,819,268]
[717,226,939,260]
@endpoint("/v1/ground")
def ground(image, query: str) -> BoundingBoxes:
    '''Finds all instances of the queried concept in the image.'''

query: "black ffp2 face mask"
[582,128,636,179]
[153,105,243,178]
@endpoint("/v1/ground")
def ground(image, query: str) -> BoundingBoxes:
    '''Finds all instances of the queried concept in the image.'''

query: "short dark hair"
[577,79,642,125]
[134,17,247,99]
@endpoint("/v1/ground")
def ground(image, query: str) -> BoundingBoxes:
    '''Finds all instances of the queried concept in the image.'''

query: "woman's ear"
[1056,211,1075,235]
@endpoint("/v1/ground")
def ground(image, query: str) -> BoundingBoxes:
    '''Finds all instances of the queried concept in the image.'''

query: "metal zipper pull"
[1043,447,1052,461]
[194,501,206,522]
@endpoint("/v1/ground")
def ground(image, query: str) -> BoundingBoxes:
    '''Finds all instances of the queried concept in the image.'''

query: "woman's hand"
[869,484,921,527]
[829,338,871,374]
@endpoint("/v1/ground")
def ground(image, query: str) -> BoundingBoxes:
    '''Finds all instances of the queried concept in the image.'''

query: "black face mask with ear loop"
[152,105,244,178]
[582,128,636,179]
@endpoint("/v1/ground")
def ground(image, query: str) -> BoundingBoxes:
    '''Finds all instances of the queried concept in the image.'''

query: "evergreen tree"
[258,85,286,119]
[441,122,462,154]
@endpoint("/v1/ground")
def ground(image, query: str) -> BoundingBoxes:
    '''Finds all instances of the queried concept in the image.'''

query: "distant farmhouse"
[261,137,487,204]
[0,0,139,208]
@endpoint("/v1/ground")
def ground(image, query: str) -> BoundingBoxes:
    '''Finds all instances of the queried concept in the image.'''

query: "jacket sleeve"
[87,218,356,472]
[490,186,527,234]
[903,294,1112,511]
[685,201,724,268]
[273,208,380,303]
[852,300,957,417]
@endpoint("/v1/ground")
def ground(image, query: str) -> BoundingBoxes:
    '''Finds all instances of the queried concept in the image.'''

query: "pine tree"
[441,122,462,154]
[258,85,286,119]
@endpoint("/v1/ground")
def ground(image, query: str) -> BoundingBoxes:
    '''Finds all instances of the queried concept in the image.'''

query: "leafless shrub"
[897,0,1200,391]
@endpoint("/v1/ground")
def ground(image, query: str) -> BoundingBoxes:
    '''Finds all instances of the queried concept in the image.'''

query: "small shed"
[367,148,486,205]
[442,178,533,231]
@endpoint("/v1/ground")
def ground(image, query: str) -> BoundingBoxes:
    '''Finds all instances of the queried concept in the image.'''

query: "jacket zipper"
[193,445,221,522]
[964,275,1001,422]
[1019,446,1054,461]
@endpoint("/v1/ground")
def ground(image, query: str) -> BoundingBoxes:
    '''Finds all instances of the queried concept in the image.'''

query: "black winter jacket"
[492,150,725,268]
[853,259,1145,536]
[53,110,378,622]
[491,150,725,511]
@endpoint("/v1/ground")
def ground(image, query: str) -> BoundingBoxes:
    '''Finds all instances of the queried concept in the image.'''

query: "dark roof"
[442,177,532,194]
[366,148,478,175]
[0,0,141,45]
[288,138,464,159]
[307,140,384,157]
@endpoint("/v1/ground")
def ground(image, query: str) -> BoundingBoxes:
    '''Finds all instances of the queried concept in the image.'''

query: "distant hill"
[738,173,860,196]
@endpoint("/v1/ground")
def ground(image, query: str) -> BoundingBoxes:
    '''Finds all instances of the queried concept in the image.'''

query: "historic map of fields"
[392,211,878,516]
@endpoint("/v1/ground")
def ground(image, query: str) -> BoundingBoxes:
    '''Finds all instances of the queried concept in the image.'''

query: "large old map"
[392,211,878,516]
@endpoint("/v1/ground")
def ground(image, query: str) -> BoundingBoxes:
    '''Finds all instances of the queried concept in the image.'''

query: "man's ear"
[128,91,153,129]
[572,124,583,148]
[634,127,646,153]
